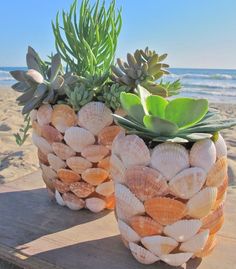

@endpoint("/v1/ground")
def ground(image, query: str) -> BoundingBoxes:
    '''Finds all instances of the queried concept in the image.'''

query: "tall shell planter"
[111,132,228,267]
[31,101,122,212]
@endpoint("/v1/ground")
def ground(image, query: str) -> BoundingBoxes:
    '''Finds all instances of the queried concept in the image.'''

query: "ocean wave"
[182,88,236,97]
[182,82,236,90]
[167,73,236,80]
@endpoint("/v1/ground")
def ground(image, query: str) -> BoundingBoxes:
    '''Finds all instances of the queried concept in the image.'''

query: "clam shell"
[215,133,227,158]
[95,181,114,197]
[129,242,159,265]
[163,219,202,242]
[52,142,76,160]
[57,168,80,184]
[98,125,122,147]
[85,197,106,213]
[63,192,85,210]
[51,104,77,133]
[161,253,193,267]
[37,104,52,126]
[97,156,110,171]
[169,167,206,199]
[32,133,53,155]
[38,149,49,165]
[150,142,189,181]
[47,153,66,171]
[81,145,109,163]
[82,168,108,186]
[190,139,216,172]
[41,164,56,190]
[104,194,115,209]
[64,127,95,153]
[144,197,186,225]
[78,102,113,135]
[195,234,217,258]
[55,190,65,206]
[125,166,168,201]
[41,125,63,143]
[118,219,140,243]
[52,178,70,193]
[32,121,42,136]
[110,154,126,184]
[70,181,95,198]
[66,156,92,174]
[187,187,218,218]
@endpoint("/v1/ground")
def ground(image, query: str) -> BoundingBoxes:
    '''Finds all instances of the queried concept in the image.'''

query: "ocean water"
[1,66,236,103]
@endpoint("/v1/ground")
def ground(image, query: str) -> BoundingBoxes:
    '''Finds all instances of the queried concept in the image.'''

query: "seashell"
[32,133,53,155]
[98,125,122,147]
[78,102,113,135]
[66,156,92,174]
[150,143,189,181]
[163,219,202,242]
[63,192,85,210]
[169,167,206,199]
[52,142,76,160]
[190,139,216,172]
[38,149,49,165]
[206,156,228,187]
[161,253,193,267]
[129,216,163,237]
[81,145,109,163]
[95,181,114,197]
[41,125,63,143]
[195,234,217,258]
[144,197,186,225]
[41,163,57,190]
[37,104,52,126]
[110,154,126,184]
[82,168,108,186]
[32,121,42,136]
[118,219,140,243]
[51,104,77,133]
[97,156,110,171]
[129,242,159,265]
[55,190,65,206]
[125,166,168,201]
[115,183,145,221]
[85,197,106,213]
[70,181,95,198]
[216,176,228,201]
[52,178,70,193]
[30,109,37,122]
[47,153,66,171]
[104,194,115,209]
[57,168,80,184]
[215,133,227,158]
[64,127,95,153]
[141,235,178,256]
[180,229,209,253]
[111,130,126,156]
[187,187,218,218]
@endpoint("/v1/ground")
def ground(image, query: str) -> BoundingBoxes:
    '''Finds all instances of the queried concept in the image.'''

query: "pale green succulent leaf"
[145,95,168,118]
[137,84,151,114]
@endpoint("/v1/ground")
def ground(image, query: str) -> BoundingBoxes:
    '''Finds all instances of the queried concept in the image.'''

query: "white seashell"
[190,139,216,172]
[55,190,65,206]
[63,193,85,210]
[215,133,227,158]
[64,127,95,153]
[150,142,189,181]
[169,167,206,199]
[78,102,113,135]
[163,219,202,242]
[85,197,106,213]
[95,181,114,197]
[47,153,66,171]
[30,109,37,122]
[32,133,53,155]
[110,154,126,184]
[52,142,76,160]
[37,104,52,126]
[111,130,126,156]
[118,219,140,243]
[129,242,160,265]
[161,252,193,267]
[180,230,210,253]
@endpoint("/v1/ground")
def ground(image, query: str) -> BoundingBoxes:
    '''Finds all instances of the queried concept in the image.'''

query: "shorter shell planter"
[111,132,228,267]
[32,101,122,212]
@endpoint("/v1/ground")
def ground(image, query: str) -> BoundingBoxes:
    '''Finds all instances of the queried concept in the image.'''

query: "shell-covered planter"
[111,132,228,267]
[31,101,122,212]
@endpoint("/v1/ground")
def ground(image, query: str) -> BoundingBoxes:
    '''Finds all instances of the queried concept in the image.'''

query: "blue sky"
[0,0,236,69]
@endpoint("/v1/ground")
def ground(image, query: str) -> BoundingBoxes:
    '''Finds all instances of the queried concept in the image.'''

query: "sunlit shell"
[202,206,224,235]
[47,153,66,171]
[82,168,108,186]
[111,130,126,156]
[187,187,218,218]
[129,216,163,237]
[52,142,76,160]
[37,104,52,126]
[169,167,206,199]
[85,197,106,213]
[52,178,70,193]
[97,156,110,171]
[70,181,95,198]
[64,127,95,153]
[195,234,217,258]
[51,104,77,133]
[125,166,168,201]
[41,125,63,143]
[144,197,186,225]
[66,157,92,174]
[118,219,140,243]
[38,149,49,165]
[141,235,178,256]
[81,145,109,163]
[129,242,160,265]
[216,176,228,201]
[55,190,65,206]
[215,133,227,158]
[104,194,115,209]
[95,181,114,197]
[190,139,216,172]
[57,168,80,184]
[110,154,126,184]
[206,157,228,187]
[161,253,193,267]
[41,163,56,191]
[150,143,189,181]
[32,121,42,136]
[78,102,113,135]
[163,219,202,242]
[213,192,227,211]
[32,133,53,155]
[98,125,122,147]
[63,192,85,210]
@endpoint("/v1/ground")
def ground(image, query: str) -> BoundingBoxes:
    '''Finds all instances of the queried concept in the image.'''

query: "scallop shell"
[41,164,56,190]
[47,153,66,171]
[161,253,193,267]
[64,127,95,153]
[213,192,227,211]
[85,197,106,213]
[129,242,160,265]
[66,157,92,174]
[144,197,186,225]
[195,234,217,258]
[216,176,228,201]
[98,125,122,147]
[118,219,140,243]
[32,133,53,155]
[190,139,216,172]
[81,145,109,163]
[141,235,178,256]
[52,178,70,193]
[82,168,108,186]
[97,156,110,171]
[38,149,49,165]
[163,219,202,242]
[78,102,113,135]
[125,166,168,201]
[202,205,224,234]
[129,216,163,237]
[55,190,65,206]
[150,143,189,181]
[215,133,227,158]
[169,167,206,199]
[95,181,114,197]
[37,104,52,126]
[111,130,126,157]
[41,125,63,143]
[70,181,95,198]
[206,157,228,187]
[63,192,85,210]
[104,194,115,209]
[32,121,42,136]
[187,187,218,218]
[57,168,80,184]
[52,142,76,160]
[110,154,126,184]
[51,104,77,133]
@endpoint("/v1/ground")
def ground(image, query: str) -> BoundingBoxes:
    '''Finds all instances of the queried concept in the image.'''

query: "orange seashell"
[195,234,217,258]
[213,194,227,211]
[98,125,122,147]
[66,156,92,174]
[216,176,228,201]
[129,216,163,237]
[82,168,108,186]
[52,178,70,193]
[104,194,115,209]
[206,157,228,187]
[32,121,42,136]
[97,156,110,170]
[57,168,80,184]
[144,197,186,225]
[41,125,63,143]
[70,181,95,198]
[62,192,85,210]
[52,142,76,160]
[47,153,66,171]
[51,104,77,133]
[95,181,114,197]
[37,104,52,126]
[81,145,109,163]
[38,149,49,165]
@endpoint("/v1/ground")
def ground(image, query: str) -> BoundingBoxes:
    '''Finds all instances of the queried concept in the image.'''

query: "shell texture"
[98,125,122,147]
[55,190,65,206]
[63,192,85,210]
[85,197,106,213]
[81,145,109,163]
[215,133,227,158]
[195,234,217,258]
[66,157,92,174]
[47,153,66,171]
[52,142,76,160]
[38,149,49,165]
[41,125,63,143]
[57,168,80,184]
[97,157,110,170]
[206,157,228,187]
[118,220,140,243]
[41,164,57,190]
[110,154,126,184]
[37,104,52,126]
[82,168,108,186]
[104,194,115,210]
[201,205,224,233]
[52,179,70,193]
[95,181,114,197]
[161,253,193,267]
[32,133,53,155]
[70,181,95,198]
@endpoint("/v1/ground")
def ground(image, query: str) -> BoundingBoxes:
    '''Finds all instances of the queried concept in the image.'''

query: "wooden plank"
[0,171,236,269]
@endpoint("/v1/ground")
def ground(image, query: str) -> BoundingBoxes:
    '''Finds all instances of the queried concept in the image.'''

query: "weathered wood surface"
[0,171,235,269]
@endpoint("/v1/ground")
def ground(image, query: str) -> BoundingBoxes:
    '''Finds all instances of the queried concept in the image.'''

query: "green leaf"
[137,84,151,114]
[145,95,168,118]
